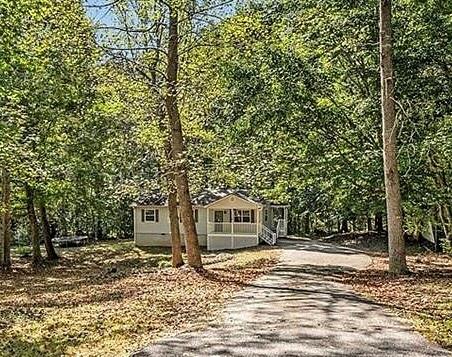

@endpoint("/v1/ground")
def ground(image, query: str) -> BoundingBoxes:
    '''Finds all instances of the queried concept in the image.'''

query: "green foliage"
[1,0,450,246]
[185,0,452,236]
[15,245,32,258]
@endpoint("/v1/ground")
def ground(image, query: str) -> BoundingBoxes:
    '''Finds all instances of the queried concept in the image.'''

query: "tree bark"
[38,202,59,261]
[168,180,184,267]
[379,0,407,274]
[375,212,384,234]
[166,137,184,268]
[304,214,310,234]
[147,8,184,268]
[1,169,12,270]
[367,216,373,231]
[165,5,202,268]
[340,219,349,233]
[25,185,43,267]
[428,153,451,241]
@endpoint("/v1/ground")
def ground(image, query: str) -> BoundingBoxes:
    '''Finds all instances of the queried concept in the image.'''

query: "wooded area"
[0,0,451,355]
[0,0,451,268]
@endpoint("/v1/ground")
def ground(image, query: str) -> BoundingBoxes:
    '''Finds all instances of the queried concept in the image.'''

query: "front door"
[214,210,224,233]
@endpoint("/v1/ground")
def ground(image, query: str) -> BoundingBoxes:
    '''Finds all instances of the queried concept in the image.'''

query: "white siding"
[132,194,265,250]
[233,235,258,249]
[136,233,207,247]
[136,233,172,247]
[208,235,233,250]
[134,206,207,247]
[196,207,208,235]
[135,206,170,234]
[206,235,258,250]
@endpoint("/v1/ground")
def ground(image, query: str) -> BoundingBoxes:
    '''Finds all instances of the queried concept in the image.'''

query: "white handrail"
[260,225,276,245]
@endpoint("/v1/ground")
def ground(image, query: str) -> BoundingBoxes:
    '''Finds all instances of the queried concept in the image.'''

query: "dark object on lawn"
[52,236,89,247]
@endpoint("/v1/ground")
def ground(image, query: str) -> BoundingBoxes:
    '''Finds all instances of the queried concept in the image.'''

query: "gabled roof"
[192,189,266,206]
[132,188,273,207]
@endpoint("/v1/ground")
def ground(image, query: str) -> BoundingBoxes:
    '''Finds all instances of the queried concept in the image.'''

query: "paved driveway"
[134,238,450,356]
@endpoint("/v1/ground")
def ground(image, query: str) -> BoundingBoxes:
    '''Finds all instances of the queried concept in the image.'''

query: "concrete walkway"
[134,238,451,356]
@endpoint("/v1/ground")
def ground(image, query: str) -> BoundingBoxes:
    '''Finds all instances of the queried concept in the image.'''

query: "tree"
[0,169,12,270]
[38,202,59,261]
[89,0,227,268]
[25,185,43,267]
[167,173,184,267]
[165,4,202,268]
[379,0,407,273]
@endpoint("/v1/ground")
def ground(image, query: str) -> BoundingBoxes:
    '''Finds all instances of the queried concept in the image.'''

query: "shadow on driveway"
[133,239,450,357]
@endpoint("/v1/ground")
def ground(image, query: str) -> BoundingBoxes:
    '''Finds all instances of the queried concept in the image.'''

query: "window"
[142,209,159,223]
[234,209,255,223]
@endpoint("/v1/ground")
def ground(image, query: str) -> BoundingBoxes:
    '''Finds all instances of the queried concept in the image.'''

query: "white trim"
[256,207,260,246]
[204,193,264,208]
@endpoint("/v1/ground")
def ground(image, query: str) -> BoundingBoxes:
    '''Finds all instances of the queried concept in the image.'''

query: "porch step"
[259,233,274,245]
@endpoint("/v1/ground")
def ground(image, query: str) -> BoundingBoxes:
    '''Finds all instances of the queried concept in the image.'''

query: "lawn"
[0,241,280,356]
[332,233,452,350]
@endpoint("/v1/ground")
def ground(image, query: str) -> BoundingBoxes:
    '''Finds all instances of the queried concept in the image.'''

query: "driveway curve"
[134,238,450,357]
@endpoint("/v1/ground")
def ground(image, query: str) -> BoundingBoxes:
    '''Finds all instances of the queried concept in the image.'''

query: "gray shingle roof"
[133,191,167,206]
[191,189,267,206]
[132,188,272,207]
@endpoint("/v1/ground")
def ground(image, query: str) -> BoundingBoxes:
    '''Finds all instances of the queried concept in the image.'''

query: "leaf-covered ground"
[0,241,280,356]
[334,234,452,350]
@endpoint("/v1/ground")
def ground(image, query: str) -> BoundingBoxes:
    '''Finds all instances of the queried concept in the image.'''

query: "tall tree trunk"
[165,139,184,268]
[367,216,373,232]
[340,219,348,233]
[168,180,184,267]
[38,202,59,261]
[1,169,12,270]
[428,153,451,241]
[165,5,202,268]
[438,205,451,243]
[375,212,384,234]
[25,185,43,267]
[380,0,407,274]
[304,214,310,234]
[148,11,184,268]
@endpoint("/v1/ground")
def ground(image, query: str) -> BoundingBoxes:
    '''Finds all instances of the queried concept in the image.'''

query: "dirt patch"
[335,235,452,350]
[0,241,280,356]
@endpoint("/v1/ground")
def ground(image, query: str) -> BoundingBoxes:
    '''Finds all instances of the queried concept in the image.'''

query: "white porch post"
[256,206,260,245]
[207,207,210,250]
[230,208,234,249]
[284,207,288,236]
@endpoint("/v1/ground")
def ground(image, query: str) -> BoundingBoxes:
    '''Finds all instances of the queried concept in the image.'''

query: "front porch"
[206,205,288,250]
[206,208,259,250]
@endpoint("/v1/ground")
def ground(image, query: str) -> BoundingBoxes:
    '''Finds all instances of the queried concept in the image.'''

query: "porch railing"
[208,222,258,234]
[260,225,277,245]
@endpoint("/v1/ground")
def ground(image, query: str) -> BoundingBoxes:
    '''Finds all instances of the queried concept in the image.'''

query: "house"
[131,189,289,250]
